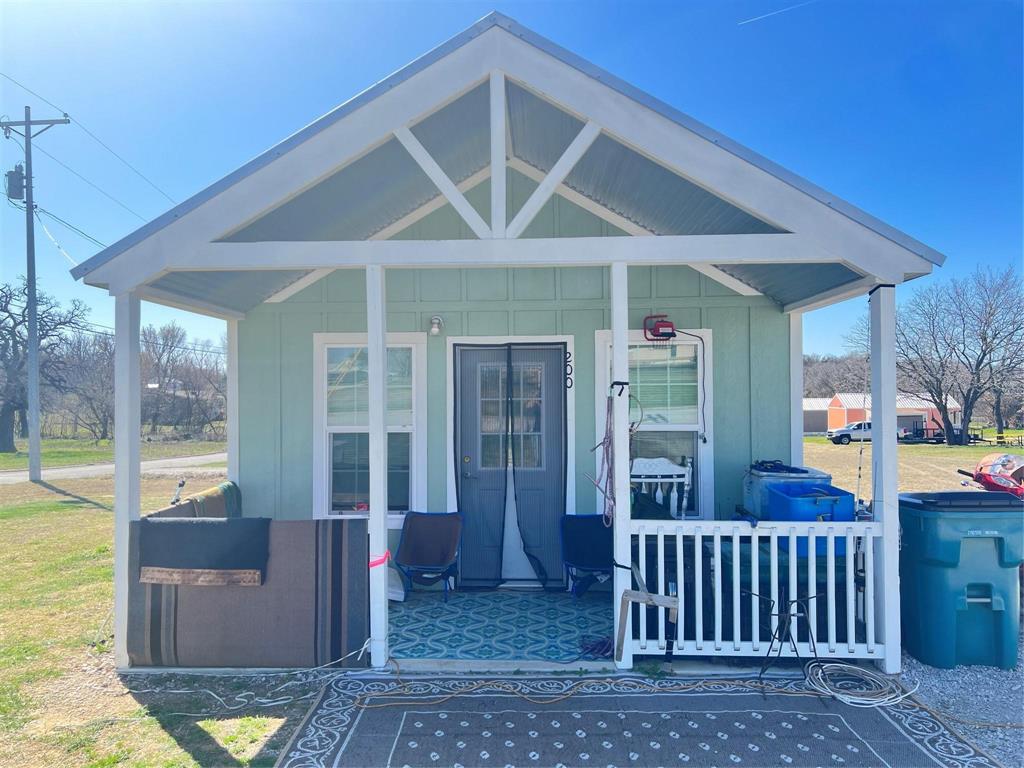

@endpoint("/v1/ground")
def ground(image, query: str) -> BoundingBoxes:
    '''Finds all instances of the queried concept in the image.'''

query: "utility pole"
[2,106,70,481]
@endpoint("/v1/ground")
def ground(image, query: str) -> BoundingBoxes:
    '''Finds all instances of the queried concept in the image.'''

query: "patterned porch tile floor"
[389,589,614,661]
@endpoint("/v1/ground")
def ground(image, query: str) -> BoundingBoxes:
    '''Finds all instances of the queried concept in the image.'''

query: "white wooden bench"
[630,456,693,519]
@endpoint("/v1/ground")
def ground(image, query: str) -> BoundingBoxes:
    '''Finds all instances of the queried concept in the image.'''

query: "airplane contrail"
[738,0,821,26]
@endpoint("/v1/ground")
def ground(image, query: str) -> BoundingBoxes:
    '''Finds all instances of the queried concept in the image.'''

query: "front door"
[455,344,566,587]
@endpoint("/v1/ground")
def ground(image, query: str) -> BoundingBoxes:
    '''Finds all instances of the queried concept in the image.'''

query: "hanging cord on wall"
[674,330,709,444]
[587,384,644,527]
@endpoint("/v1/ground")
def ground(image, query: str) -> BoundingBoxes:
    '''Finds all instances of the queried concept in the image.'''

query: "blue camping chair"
[394,511,463,602]
[561,514,613,597]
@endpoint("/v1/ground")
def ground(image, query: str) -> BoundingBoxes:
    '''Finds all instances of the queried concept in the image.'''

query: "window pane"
[330,432,367,511]
[480,400,504,434]
[327,348,368,427]
[330,431,410,512]
[521,398,542,434]
[387,432,411,511]
[327,346,414,428]
[521,365,542,398]
[625,344,698,425]
[387,348,413,427]
[632,430,698,514]
[480,365,503,399]
[520,434,542,468]
[481,434,506,468]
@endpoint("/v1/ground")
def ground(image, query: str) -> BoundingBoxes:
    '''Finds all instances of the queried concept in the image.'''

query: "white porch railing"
[627,520,884,661]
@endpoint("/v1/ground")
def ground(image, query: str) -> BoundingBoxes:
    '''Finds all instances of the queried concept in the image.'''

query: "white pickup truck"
[828,421,909,444]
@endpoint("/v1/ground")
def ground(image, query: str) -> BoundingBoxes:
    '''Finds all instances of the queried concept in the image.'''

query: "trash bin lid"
[899,491,1023,513]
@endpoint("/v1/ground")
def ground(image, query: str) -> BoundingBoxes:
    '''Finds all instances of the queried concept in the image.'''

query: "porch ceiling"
[712,262,864,306]
[138,261,867,318]
[223,79,782,244]
[148,269,315,314]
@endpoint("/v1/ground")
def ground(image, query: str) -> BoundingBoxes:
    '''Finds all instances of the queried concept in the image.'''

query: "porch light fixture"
[429,315,444,336]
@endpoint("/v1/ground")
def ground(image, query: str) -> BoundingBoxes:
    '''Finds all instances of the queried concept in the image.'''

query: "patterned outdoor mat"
[276,676,999,768]
[389,590,612,661]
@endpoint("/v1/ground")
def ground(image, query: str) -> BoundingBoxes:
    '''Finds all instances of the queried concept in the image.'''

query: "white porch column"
[366,265,389,667]
[789,313,804,466]
[610,262,632,669]
[226,319,240,483]
[870,285,901,674]
[113,292,141,669]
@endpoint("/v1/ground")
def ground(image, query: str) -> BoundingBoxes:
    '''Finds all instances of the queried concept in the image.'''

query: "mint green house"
[73,14,943,673]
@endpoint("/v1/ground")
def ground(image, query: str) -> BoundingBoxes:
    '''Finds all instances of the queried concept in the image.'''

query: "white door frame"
[594,329,715,520]
[445,335,576,516]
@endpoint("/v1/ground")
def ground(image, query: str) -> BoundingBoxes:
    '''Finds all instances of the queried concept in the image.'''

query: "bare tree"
[803,353,869,397]
[64,331,115,441]
[141,322,188,434]
[176,338,225,438]
[0,280,88,452]
[882,268,1024,445]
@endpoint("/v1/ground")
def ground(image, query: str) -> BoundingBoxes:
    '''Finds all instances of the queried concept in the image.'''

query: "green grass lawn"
[971,426,1024,441]
[805,433,1023,457]
[0,438,226,472]
[0,473,307,767]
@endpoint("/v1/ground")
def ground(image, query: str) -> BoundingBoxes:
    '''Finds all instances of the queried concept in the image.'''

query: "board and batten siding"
[237,174,793,521]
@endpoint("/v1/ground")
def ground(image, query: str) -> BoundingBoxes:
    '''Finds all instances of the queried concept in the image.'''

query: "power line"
[0,71,177,204]
[4,300,227,356]
[34,211,78,266]
[36,207,108,249]
[5,194,109,250]
[30,142,147,221]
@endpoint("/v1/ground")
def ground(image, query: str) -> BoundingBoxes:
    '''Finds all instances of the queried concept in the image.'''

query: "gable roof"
[71,11,945,286]
[803,397,831,411]
[831,393,962,411]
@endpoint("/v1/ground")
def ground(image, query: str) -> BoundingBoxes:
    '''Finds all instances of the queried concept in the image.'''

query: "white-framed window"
[313,333,427,521]
[477,361,545,470]
[595,329,714,519]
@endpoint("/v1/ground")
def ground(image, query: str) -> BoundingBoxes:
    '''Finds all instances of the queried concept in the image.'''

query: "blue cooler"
[766,483,856,556]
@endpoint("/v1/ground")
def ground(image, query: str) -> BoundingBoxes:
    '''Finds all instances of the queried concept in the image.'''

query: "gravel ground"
[901,630,1024,767]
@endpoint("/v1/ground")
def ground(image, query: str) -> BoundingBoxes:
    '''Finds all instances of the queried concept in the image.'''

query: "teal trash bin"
[900,491,1024,669]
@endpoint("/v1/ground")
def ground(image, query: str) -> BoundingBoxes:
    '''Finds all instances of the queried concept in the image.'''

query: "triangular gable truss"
[73,13,942,316]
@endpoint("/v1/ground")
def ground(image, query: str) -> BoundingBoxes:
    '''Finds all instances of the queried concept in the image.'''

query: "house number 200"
[565,351,574,389]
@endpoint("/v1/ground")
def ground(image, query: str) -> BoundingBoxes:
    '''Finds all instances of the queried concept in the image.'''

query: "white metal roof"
[803,398,831,411]
[831,393,961,411]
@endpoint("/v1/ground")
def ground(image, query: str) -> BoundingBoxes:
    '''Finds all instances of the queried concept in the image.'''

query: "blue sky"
[1,0,1020,354]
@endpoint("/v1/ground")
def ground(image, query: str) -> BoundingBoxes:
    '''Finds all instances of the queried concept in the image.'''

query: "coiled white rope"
[803,659,918,708]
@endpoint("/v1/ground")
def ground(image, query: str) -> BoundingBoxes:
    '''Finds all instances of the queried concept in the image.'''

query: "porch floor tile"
[389,588,613,661]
